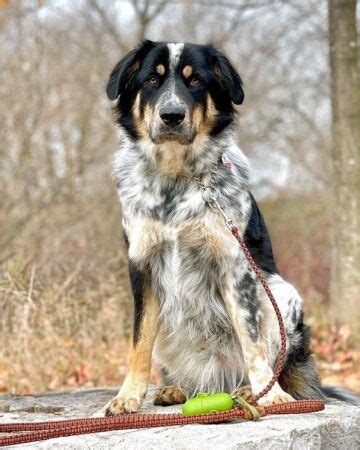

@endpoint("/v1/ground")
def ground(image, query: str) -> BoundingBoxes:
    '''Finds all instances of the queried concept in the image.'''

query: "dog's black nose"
[160,106,186,127]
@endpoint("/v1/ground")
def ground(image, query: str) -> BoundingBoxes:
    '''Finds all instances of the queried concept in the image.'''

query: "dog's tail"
[321,386,360,406]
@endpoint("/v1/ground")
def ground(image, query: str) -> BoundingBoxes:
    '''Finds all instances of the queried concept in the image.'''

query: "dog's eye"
[147,75,160,86]
[190,76,201,87]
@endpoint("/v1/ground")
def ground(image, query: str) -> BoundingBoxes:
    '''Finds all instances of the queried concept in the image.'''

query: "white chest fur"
[125,211,241,322]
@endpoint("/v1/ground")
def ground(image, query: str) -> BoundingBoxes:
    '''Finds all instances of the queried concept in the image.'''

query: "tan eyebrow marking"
[156,64,165,75]
[182,65,193,79]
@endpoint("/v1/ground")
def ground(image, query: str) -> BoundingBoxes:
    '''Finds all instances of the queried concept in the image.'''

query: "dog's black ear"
[209,46,244,105]
[106,40,155,100]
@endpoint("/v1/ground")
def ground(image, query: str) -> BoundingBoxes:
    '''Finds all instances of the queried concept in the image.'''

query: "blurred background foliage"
[0,0,359,395]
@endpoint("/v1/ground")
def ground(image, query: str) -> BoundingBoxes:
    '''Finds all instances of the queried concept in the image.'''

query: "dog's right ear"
[106,40,155,101]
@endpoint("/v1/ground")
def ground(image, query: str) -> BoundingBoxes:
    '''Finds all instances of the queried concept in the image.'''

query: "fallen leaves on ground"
[312,323,360,394]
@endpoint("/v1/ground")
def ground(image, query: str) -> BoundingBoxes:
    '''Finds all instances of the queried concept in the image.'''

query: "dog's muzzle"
[151,105,194,144]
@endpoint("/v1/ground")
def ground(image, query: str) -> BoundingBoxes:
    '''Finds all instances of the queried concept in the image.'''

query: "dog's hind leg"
[278,317,324,400]
[104,271,159,416]
[264,275,325,401]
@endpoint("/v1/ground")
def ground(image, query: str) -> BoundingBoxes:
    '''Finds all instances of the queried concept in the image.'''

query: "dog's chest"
[126,211,239,281]
[125,208,240,322]
[118,155,251,330]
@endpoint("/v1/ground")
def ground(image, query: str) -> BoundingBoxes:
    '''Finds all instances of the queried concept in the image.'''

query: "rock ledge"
[1,386,359,449]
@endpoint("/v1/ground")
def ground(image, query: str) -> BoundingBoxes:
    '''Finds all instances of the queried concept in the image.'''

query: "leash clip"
[200,185,219,204]
[205,195,234,231]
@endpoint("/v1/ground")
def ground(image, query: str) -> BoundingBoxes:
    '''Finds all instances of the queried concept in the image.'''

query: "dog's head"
[106,41,244,147]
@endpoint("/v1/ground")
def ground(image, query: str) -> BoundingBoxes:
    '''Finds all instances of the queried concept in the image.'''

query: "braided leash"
[0,164,325,446]
[0,400,324,447]
[231,226,287,403]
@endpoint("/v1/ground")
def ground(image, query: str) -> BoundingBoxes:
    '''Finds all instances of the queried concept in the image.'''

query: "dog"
[103,40,358,415]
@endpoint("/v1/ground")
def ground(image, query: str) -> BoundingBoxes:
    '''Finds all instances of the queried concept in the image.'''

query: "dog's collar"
[184,152,233,184]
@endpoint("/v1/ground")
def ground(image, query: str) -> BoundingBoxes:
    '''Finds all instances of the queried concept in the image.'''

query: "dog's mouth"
[153,133,193,145]
[150,129,196,145]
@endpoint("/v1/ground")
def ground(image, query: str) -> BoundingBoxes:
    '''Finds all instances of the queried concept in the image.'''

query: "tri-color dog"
[103,40,357,415]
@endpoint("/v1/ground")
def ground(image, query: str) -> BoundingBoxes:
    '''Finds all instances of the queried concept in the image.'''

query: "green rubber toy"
[182,392,234,415]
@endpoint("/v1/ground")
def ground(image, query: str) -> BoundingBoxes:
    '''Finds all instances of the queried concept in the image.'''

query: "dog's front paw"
[256,384,295,406]
[104,396,141,416]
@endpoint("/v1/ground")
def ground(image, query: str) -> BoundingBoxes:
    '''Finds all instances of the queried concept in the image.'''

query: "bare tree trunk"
[328,0,360,322]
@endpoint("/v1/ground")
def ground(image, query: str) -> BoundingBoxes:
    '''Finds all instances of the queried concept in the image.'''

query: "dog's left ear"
[106,40,155,100]
[209,46,244,105]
